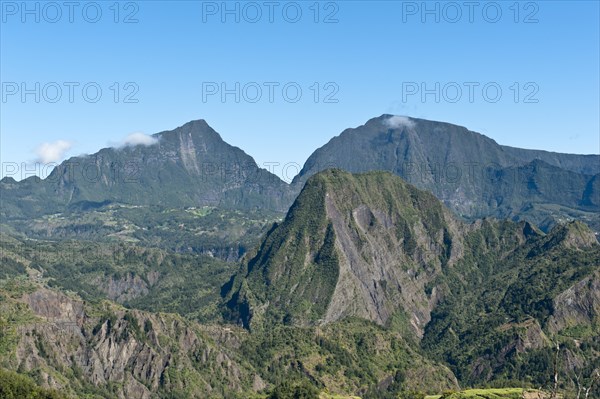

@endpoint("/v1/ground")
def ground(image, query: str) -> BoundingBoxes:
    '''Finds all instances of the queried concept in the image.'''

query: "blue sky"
[1,0,599,181]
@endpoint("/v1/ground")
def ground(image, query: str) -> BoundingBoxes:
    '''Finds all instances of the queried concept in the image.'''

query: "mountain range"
[1,115,599,398]
[1,169,599,398]
[2,115,597,236]
[293,115,599,231]
[223,169,599,391]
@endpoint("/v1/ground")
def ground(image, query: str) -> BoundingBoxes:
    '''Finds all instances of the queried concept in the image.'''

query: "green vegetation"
[4,204,283,262]
[422,221,600,390]
[0,232,237,322]
[0,368,68,399]
[267,380,320,399]
[438,388,524,398]
[237,317,456,396]
[0,169,598,398]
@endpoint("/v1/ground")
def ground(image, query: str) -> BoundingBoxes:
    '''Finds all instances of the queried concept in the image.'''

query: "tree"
[267,379,319,399]
[582,369,599,399]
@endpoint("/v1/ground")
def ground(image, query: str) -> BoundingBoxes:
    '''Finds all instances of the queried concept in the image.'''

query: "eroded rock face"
[227,170,475,337]
[322,195,461,337]
[14,288,252,398]
[24,289,85,326]
[92,271,160,303]
[548,271,600,334]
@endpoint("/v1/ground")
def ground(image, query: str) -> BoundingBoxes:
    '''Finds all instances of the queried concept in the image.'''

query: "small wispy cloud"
[383,115,415,129]
[35,140,73,163]
[122,132,159,146]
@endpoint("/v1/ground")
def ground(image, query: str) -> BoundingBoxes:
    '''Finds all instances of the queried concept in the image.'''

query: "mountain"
[224,169,465,331]
[292,115,599,231]
[0,235,459,398]
[0,120,292,261]
[2,117,600,397]
[0,282,260,399]
[0,119,293,219]
[2,170,599,397]
[224,170,600,392]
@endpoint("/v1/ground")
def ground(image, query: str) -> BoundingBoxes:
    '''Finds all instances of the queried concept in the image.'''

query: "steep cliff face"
[9,287,258,398]
[92,271,160,302]
[224,170,533,337]
[547,270,600,334]
[317,174,464,336]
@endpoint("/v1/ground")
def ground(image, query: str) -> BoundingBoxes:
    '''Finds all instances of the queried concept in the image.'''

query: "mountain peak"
[0,176,17,184]
[225,170,459,332]
[1,119,294,216]
[177,118,212,131]
[293,115,599,232]
[552,221,598,249]
[154,119,222,142]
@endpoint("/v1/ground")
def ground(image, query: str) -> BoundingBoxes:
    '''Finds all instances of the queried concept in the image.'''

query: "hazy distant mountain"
[2,116,598,232]
[0,120,293,220]
[293,115,599,230]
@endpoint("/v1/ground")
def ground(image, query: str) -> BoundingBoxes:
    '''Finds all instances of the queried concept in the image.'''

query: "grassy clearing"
[437,388,530,398]
[320,394,362,399]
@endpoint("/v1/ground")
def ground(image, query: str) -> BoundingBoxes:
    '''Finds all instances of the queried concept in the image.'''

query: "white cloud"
[383,115,415,129]
[35,140,73,163]
[121,132,158,147]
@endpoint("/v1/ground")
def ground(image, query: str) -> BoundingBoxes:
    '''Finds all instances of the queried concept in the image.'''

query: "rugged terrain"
[0,280,259,398]
[1,116,598,263]
[225,170,600,395]
[1,117,599,398]
[293,115,599,231]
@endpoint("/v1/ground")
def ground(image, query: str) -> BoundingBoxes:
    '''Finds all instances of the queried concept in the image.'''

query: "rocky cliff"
[225,170,536,336]
[4,286,259,399]
[224,170,600,391]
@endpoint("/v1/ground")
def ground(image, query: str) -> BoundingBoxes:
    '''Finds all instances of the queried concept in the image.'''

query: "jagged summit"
[153,119,221,142]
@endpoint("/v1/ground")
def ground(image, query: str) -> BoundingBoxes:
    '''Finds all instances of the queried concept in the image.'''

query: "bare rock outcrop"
[13,288,253,398]
[547,270,600,334]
